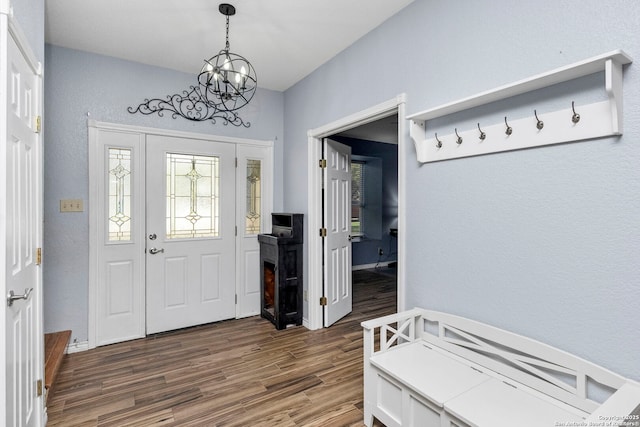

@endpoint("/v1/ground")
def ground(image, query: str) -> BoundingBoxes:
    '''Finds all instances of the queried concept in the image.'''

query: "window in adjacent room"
[350,156,382,240]
[351,161,364,236]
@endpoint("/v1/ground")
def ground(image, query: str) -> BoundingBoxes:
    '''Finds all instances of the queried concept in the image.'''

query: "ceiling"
[335,115,398,144]
[45,0,414,92]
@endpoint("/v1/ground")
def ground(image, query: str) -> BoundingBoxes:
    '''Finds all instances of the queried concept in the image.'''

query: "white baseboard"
[352,261,394,271]
[66,340,90,354]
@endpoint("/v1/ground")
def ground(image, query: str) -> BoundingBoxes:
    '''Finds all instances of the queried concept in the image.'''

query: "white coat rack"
[408,50,633,163]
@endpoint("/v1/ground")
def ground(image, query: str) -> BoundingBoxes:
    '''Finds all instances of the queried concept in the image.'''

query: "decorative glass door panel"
[245,159,261,235]
[108,148,132,242]
[166,153,220,239]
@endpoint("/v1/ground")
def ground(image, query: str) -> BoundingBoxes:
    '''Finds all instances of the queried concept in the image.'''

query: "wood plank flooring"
[46,269,395,426]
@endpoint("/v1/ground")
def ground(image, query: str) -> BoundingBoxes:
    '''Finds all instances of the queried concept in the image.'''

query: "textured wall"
[43,45,284,340]
[283,0,640,380]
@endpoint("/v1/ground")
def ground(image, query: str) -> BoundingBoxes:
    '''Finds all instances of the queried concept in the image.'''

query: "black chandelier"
[128,3,257,127]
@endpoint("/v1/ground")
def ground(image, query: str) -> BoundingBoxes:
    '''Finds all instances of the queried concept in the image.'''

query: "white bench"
[362,308,640,427]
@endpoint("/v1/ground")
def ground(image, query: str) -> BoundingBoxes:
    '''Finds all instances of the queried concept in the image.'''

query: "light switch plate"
[60,199,83,212]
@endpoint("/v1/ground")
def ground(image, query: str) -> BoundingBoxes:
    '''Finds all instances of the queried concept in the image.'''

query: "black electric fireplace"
[258,213,303,329]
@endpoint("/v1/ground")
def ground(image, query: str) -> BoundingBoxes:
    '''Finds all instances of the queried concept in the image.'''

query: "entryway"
[307,94,407,330]
[88,122,273,347]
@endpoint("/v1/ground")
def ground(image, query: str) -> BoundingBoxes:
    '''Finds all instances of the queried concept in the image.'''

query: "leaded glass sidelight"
[245,159,261,234]
[166,153,220,239]
[108,148,132,241]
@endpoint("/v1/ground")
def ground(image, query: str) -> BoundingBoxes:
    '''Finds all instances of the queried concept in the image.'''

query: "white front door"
[235,145,272,318]
[145,135,236,334]
[4,30,43,427]
[323,139,352,326]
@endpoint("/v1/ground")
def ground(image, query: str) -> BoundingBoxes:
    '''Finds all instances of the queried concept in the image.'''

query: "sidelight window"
[108,148,132,241]
[245,159,261,234]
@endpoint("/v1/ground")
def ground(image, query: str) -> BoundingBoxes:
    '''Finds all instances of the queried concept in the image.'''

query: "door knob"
[149,248,164,255]
[7,288,33,307]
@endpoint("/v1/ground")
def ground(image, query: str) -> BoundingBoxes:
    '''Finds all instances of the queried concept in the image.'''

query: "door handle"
[7,288,33,307]
[148,247,165,255]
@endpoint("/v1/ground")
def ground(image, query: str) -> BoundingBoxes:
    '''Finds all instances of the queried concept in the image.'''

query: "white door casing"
[323,139,353,326]
[145,134,237,334]
[2,14,44,427]
[89,122,274,344]
[236,144,273,318]
[306,95,407,330]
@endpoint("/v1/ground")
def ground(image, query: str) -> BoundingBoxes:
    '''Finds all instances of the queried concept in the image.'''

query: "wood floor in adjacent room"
[46,269,396,426]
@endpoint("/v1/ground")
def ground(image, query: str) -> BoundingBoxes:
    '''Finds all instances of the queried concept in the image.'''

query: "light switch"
[60,199,83,212]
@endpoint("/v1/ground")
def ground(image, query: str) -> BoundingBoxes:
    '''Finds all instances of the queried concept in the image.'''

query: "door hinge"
[319,228,327,237]
[36,248,42,265]
[34,116,42,133]
[320,296,328,306]
[235,226,238,236]
[319,159,327,168]
[235,157,238,168]
[235,294,238,304]
[36,379,43,397]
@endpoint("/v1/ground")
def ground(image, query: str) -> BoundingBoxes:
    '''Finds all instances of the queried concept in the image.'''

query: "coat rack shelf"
[408,50,633,163]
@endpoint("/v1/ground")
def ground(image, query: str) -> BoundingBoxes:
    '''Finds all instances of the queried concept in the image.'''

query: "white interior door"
[145,135,236,334]
[4,30,43,427]
[323,139,352,326]
[236,144,272,318]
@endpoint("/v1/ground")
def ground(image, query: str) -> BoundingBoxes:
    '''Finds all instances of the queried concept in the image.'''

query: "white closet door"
[3,28,43,427]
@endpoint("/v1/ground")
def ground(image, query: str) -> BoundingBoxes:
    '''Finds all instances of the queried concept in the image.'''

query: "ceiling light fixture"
[128,3,257,127]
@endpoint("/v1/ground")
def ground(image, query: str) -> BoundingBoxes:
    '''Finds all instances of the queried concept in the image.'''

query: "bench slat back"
[416,309,627,413]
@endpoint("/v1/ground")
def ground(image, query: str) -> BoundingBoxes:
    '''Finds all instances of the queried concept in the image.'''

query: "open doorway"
[332,126,399,273]
[306,95,407,330]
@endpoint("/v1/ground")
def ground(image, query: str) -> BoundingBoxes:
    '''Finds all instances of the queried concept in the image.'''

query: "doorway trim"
[87,119,273,349]
[306,94,407,330]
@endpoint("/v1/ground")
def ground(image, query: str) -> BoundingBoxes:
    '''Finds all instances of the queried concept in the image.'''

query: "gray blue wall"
[283,0,640,381]
[15,0,640,383]
[43,45,284,340]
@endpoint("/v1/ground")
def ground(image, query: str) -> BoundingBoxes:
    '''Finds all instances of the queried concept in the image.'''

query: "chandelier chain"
[225,15,230,51]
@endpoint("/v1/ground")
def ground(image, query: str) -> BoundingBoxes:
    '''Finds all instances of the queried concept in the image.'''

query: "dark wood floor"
[47,269,396,426]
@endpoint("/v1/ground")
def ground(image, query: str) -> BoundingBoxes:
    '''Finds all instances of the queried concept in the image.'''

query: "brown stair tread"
[44,330,71,391]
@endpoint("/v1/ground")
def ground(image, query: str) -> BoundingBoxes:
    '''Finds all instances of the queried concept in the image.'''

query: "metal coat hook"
[477,123,486,141]
[571,101,580,123]
[534,110,544,130]
[504,116,513,136]
[455,128,463,145]
[435,133,443,148]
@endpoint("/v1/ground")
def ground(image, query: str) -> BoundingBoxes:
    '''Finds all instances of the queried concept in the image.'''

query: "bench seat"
[362,308,640,427]
[370,341,489,408]
[445,378,584,427]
